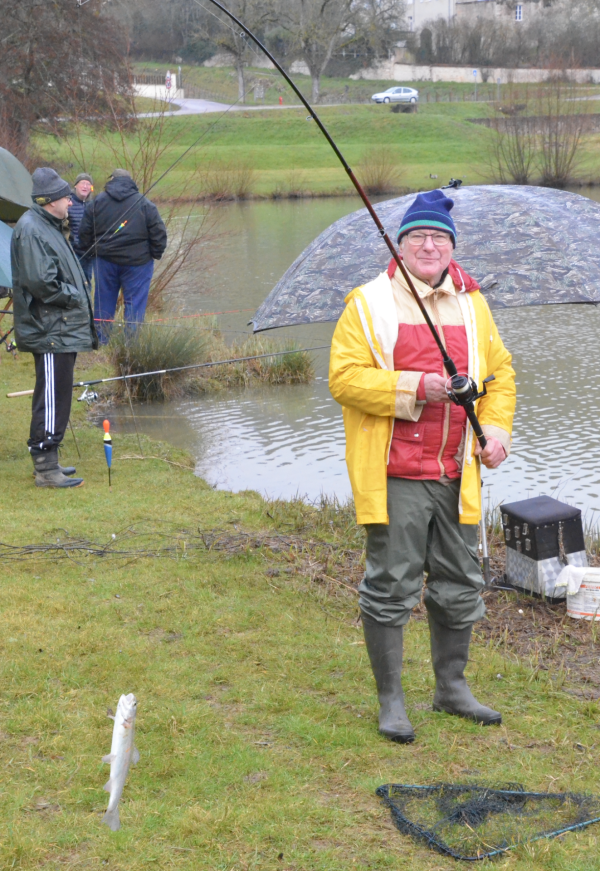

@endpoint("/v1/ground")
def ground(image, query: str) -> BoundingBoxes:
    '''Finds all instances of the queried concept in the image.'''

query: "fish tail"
[102,807,121,831]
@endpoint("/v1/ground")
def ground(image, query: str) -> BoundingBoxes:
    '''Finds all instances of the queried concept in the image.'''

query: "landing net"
[376,783,600,861]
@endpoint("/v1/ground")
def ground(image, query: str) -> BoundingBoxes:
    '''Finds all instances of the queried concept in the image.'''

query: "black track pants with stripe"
[28,352,77,453]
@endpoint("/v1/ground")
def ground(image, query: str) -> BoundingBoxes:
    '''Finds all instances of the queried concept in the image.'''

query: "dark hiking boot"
[32,449,84,489]
[362,613,415,743]
[428,615,501,725]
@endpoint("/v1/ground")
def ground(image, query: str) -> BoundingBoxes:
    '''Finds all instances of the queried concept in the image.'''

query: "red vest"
[387,320,468,481]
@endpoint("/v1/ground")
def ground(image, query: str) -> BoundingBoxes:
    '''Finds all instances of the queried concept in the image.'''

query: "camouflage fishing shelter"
[252,185,600,332]
[0,147,32,223]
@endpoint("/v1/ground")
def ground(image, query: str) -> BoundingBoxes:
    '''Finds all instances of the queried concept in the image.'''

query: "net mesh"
[376,783,600,861]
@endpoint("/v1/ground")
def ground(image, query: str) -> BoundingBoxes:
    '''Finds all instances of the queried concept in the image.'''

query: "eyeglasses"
[405,231,453,247]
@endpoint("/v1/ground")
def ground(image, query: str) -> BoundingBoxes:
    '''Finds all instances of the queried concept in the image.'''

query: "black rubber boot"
[32,449,84,489]
[428,615,501,725]
[362,613,415,743]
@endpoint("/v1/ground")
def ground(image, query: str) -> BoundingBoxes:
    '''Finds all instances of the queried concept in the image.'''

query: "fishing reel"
[77,386,99,405]
[446,374,495,408]
[443,178,463,190]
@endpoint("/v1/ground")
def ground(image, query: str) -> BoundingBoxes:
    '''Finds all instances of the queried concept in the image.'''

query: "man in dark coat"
[11,167,98,488]
[68,172,94,284]
[78,168,167,344]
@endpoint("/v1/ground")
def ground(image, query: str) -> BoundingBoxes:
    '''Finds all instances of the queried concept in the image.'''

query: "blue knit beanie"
[397,189,456,245]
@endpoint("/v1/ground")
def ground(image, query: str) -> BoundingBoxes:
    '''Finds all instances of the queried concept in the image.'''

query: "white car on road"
[371,86,419,104]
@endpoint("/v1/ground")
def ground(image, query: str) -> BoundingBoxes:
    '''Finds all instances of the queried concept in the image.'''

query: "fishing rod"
[201,0,491,449]
[6,345,329,400]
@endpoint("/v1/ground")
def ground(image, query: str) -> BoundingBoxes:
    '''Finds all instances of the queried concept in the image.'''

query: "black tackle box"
[499,495,586,600]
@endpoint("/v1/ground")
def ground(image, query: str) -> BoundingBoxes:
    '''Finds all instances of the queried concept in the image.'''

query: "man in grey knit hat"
[11,167,98,488]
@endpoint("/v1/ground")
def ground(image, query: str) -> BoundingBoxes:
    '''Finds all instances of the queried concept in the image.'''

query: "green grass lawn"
[38,94,600,200]
[39,102,499,197]
[2,351,600,869]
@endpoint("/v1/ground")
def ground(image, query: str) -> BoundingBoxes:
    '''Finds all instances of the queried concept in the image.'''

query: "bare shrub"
[534,80,591,188]
[272,168,311,199]
[108,321,210,401]
[357,145,404,196]
[147,208,221,313]
[487,80,589,187]
[200,158,256,201]
[63,106,222,313]
[488,88,537,185]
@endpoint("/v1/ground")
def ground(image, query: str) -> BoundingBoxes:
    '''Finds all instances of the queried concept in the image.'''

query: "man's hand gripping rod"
[204,0,490,448]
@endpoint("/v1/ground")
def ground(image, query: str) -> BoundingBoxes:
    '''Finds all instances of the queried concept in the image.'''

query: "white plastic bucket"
[566,568,600,621]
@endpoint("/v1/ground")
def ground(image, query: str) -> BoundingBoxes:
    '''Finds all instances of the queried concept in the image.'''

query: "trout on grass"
[102,693,139,831]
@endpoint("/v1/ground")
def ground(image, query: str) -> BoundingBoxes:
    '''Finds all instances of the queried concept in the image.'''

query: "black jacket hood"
[105,176,139,202]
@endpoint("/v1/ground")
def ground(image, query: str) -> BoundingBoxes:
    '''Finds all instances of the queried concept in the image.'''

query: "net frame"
[376,783,600,861]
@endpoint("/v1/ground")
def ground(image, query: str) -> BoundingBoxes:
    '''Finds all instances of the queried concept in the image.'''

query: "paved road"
[141,97,295,118]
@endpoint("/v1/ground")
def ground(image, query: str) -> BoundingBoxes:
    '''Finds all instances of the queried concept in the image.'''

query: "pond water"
[104,188,600,521]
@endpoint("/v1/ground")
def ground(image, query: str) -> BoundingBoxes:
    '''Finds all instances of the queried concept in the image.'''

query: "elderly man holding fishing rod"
[11,168,98,488]
[329,190,516,744]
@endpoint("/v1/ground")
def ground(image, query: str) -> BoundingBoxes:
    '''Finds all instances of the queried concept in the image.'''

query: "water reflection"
[104,194,600,519]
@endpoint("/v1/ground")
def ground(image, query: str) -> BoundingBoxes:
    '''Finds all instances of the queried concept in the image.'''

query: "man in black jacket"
[11,167,99,488]
[78,169,167,343]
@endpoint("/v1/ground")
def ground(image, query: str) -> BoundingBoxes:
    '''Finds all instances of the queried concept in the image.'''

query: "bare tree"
[280,0,403,103]
[191,0,276,103]
[63,107,221,312]
[281,0,355,103]
[0,0,132,148]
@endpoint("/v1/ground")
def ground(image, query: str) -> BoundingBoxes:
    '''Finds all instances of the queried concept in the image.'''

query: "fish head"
[115,693,138,726]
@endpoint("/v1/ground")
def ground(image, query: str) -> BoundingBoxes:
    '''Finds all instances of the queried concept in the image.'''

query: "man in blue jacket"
[78,168,167,343]
[68,172,94,283]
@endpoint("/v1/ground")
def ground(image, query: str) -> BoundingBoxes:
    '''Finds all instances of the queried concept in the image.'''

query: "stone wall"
[351,62,600,85]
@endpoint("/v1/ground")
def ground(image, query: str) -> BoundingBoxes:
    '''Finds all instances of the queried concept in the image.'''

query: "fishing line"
[78,97,244,262]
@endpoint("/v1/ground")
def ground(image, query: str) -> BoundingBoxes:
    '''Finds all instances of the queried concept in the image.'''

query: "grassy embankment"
[39,97,600,199]
[2,350,600,870]
[39,101,499,197]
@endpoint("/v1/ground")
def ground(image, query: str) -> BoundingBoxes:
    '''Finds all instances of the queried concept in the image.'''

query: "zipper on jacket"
[430,291,451,478]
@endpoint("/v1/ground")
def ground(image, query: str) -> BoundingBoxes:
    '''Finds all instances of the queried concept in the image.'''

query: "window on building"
[515,4,523,20]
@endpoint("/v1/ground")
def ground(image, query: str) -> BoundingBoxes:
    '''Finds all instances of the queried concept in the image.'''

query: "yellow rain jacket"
[329,268,516,526]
